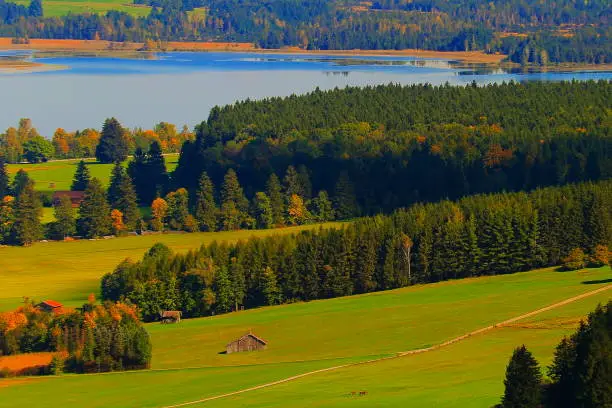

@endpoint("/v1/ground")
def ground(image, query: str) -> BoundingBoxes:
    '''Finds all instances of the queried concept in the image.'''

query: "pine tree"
[266,173,285,226]
[10,179,41,246]
[54,195,76,239]
[261,267,281,305]
[95,118,128,164]
[147,141,168,201]
[194,172,217,232]
[127,148,148,205]
[28,0,43,17]
[71,160,91,191]
[114,174,141,231]
[309,190,334,222]
[229,257,246,311]
[0,157,9,198]
[502,345,542,408]
[253,192,274,229]
[297,165,312,199]
[334,171,359,219]
[214,267,233,313]
[107,162,125,206]
[78,178,111,238]
[222,169,249,213]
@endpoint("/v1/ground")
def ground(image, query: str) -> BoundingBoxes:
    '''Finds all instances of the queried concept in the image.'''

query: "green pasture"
[6,155,179,193]
[0,222,342,311]
[0,266,609,407]
[12,0,151,17]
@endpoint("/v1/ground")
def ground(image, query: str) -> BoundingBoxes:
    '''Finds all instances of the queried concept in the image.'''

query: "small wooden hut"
[36,300,63,313]
[160,310,182,323]
[226,332,267,354]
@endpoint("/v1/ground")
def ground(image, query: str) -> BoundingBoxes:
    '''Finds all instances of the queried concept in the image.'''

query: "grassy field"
[0,222,342,311]
[6,155,179,193]
[0,266,609,407]
[12,0,151,17]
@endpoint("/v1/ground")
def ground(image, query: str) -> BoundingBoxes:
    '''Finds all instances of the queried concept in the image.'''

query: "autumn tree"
[0,195,15,243]
[95,118,128,164]
[149,197,168,232]
[111,209,125,235]
[501,345,542,408]
[10,179,42,245]
[71,160,91,191]
[78,178,111,238]
[287,194,309,225]
[194,172,217,232]
[562,248,586,271]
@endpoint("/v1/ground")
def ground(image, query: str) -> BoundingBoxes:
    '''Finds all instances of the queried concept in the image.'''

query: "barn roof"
[161,310,182,318]
[39,300,63,308]
[227,332,267,346]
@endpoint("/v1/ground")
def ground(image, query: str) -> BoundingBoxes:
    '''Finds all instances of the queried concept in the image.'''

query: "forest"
[0,0,610,64]
[101,180,612,321]
[0,298,152,373]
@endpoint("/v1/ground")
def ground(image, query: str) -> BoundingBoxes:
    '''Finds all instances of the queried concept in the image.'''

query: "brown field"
[0,37,506,64]
[0,352,60,373]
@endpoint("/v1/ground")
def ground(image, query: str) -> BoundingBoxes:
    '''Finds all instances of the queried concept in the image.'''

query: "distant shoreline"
[1,38,610,73]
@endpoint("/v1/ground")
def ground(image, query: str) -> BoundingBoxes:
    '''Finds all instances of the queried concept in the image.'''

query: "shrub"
[562,248,586,271]
[588,244,610,267]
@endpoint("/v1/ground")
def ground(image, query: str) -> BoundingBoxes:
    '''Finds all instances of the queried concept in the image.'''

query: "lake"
[1,51,610,135]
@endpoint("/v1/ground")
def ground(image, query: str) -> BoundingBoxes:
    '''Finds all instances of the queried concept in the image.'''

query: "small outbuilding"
[36,300,63,313]
[52,191,85,208]
[160,310,182,323]
[226,332,267,354]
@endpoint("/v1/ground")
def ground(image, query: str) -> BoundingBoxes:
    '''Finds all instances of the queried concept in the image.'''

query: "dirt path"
[161,284,611,407]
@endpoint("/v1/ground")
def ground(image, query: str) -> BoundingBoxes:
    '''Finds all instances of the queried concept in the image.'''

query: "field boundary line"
[160,284,611,408]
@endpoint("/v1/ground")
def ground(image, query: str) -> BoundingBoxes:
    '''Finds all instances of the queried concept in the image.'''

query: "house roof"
[227,332,267,346]
[52,191,85,200]
[40,300,63,308]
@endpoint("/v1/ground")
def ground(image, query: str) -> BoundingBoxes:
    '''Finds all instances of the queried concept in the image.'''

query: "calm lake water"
[1,51,611,135]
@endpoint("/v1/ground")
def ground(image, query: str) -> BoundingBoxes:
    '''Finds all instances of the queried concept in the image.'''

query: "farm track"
[160,284,612,408]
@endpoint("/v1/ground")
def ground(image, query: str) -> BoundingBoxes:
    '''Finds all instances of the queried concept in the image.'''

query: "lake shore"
[0,59,66,74]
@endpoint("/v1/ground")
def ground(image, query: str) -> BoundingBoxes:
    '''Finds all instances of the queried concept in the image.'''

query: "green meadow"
[0,266,609,407]
[6,155,179,193]
[12,0,151,17]
[0,223,342,311]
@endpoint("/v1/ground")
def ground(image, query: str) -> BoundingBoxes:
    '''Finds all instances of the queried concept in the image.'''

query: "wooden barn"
[160,310,182,323]
[36,300,63,313]
[226,333,267,354]
[52,191,85,208]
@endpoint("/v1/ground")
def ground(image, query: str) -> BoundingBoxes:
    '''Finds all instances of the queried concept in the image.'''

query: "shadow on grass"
[582,278,612,285]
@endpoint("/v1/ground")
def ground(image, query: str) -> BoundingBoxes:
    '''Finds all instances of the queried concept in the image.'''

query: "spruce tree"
[95,118,128,164]
[165,189,190,231]
[229,257,246,311]
[262,267,281,305]
[214,267,233,313]
[113,174,141,231]
[253,192,274,229]
[107,162,125,206]
[147,141,168,201]
[309,190,334,222]
[283,165,302,198]
[10,179,42,246]
[194,172,218,232]
[78,178,111,238]
[221,169,249,216]
[334,171,359,219]
[266,173,285,226]
[502,345,542,408]
[297,165,312,199]
[71,160,91,191]
[54,195,76,239]
[127,148,148,205]
[0,157,8,198]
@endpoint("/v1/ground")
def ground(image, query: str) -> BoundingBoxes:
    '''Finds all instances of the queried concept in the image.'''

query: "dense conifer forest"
[1,0,610,63]
[102,180,612,321]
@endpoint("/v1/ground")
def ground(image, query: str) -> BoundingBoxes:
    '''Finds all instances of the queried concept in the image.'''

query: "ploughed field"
[0,223,342,311]
[0,265,609,407]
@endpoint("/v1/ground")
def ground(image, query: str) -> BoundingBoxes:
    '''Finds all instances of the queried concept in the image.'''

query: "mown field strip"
[160,284,612,408]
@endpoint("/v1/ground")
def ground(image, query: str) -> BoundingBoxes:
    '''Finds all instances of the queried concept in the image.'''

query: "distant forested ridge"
[102,180,612,321]
[0,0,610,64]
[174,81,612,215]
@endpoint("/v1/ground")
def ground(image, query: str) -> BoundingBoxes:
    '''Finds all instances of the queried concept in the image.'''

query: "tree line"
[0,0,609,64]
[0,297,152,374]
[101,181,611,321]
[0,117,193,163]
[174,81,611,215]
[499,301,611,408]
